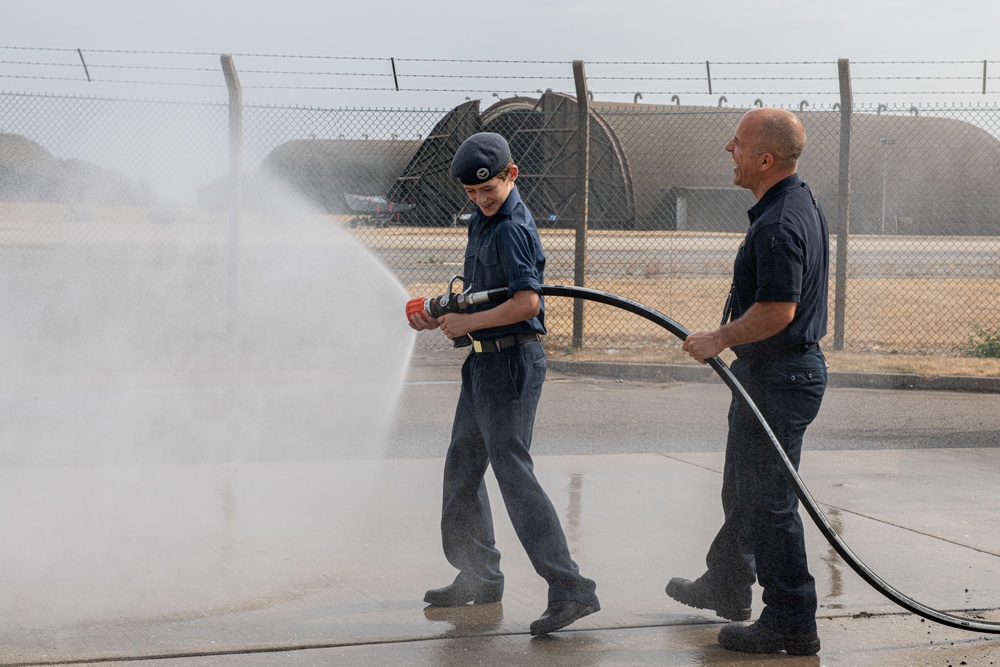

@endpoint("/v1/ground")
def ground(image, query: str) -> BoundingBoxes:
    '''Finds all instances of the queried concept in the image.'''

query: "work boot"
[423,578,502,607]
[665,576,751,621]
[529,599,600,636]
[718,620,821,655]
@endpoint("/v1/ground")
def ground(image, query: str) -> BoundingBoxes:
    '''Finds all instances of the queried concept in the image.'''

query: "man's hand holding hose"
[683,301,796,363]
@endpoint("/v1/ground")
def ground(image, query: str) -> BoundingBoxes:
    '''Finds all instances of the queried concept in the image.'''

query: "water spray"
[407,278,1000,635]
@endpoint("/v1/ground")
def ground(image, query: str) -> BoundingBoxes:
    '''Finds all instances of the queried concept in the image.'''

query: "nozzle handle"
[405,278,512,349]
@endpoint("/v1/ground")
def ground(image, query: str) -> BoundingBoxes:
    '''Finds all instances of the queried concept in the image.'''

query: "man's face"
[725,113,764,192]
[464,166,517,216]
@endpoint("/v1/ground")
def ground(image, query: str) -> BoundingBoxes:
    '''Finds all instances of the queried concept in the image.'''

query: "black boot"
[665,576,751,621]
[529,600,600,635]
[718,620,821,655]
[423,578,502,607]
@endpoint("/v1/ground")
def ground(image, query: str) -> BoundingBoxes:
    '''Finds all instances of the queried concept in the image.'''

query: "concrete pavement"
[1,360,998,666]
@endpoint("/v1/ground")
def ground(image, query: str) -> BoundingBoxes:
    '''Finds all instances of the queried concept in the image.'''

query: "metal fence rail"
[2,75,998,358]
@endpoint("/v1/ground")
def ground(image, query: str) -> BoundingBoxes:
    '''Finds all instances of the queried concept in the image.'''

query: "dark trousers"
[703,346,827,633]
[440,342,598,606]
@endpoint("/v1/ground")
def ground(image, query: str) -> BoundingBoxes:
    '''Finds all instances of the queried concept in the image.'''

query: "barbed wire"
[4,48,992,66]
[3,58,995,84]
[3,68,996,85]
[4,47,1000,103]
[2,76,995,97]
[0,73,225,87]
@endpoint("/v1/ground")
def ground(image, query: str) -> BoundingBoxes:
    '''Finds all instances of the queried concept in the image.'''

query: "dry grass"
[407,276,1000,377]
[821,351,1000,377]
[547,346,1000,377]
[4,205,995,376]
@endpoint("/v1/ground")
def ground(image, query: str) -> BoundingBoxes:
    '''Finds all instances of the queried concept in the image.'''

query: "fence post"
[221,55,243,335]
[833,58,852,351]
[572,60,590,349]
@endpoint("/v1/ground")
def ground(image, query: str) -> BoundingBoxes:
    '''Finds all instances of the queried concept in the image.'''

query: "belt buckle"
[472,339,483,353]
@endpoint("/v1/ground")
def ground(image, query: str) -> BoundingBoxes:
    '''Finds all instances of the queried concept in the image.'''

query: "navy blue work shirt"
[462,184,546,340]
[730,174,829,358]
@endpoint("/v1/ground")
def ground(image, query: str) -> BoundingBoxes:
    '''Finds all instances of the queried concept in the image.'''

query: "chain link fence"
[2,89,998,359]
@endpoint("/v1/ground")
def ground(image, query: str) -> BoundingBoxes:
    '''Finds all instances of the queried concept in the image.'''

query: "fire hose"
[407,277,1000,634]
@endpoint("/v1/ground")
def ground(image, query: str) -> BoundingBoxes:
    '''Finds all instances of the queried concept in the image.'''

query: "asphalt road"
[388,358,1000,458]
[364,231,1000,281]
[2,356,995,467]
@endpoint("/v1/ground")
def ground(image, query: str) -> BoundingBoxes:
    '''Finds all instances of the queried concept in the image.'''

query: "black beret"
[450,132,511,185]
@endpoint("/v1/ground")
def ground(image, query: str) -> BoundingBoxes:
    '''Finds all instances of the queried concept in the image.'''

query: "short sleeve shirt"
[462,185,546,339]
[730,174,829,357]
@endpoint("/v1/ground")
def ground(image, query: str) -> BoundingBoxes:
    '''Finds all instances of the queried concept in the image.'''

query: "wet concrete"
[1,361,998,666]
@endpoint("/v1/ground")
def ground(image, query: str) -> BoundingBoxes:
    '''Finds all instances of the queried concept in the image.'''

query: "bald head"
[743,108,806,170]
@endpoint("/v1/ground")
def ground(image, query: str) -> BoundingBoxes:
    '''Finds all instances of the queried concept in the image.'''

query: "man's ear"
[759,152,774,171]
[508,164,519,181]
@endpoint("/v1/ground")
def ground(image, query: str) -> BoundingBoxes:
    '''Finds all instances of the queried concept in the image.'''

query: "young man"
[668,108,829,656]
[408,132,599,636]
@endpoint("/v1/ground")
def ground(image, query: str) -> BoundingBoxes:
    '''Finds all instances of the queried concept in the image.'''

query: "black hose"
[541,283,1000,634]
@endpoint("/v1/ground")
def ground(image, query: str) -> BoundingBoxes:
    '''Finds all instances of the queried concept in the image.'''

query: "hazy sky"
[5,0,1000,109]
[8,0,995,61]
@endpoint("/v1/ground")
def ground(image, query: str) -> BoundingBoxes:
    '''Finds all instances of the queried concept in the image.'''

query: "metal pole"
[76,48,92,82]
[833,59,853,351]
[879,136,888,234]
[571,60,590,350]
[221,55,243,335]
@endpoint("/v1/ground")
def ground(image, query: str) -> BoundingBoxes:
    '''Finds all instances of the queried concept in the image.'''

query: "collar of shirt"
[747,173,804,224]
[470,184,523,229]
[496,184,523,218]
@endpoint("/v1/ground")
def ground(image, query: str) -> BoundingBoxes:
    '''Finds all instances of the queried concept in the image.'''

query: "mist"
[0,175,415,632]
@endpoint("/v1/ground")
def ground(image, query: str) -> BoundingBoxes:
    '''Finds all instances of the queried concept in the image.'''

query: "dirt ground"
[547,345,1000,378]
[0,205,994,377]
[396,227,999,377]
[406,275,1000,377]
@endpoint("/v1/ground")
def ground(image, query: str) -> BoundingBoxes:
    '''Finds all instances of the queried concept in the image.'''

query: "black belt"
[788,342,818,353]
[472,333,542,353]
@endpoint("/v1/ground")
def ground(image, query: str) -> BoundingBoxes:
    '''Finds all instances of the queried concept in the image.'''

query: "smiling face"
[725,112,767,195]
[464,164,518,216]
[724,108,806,200]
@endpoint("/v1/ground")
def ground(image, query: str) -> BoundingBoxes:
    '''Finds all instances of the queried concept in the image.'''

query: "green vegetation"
[956,325,1000,358]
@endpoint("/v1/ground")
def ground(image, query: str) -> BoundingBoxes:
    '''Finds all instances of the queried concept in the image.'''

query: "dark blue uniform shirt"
[462,185,546,339]
[730,174,829,358]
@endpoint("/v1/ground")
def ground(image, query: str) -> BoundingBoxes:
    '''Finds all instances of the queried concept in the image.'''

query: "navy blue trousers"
[703,346,827,633]
[440,342,598,606]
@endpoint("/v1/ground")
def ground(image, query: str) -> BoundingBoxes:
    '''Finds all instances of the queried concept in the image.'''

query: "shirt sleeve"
[495,220,542,296]
[752,222,804,303]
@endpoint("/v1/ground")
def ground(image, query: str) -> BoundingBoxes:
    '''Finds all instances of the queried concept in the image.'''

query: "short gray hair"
[754,110,806,167]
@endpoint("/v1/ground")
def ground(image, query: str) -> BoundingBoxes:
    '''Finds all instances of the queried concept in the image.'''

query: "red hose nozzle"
[405,297,430,322]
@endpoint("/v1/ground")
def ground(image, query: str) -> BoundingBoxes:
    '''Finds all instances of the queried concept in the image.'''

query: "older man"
[668,108,829,656]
